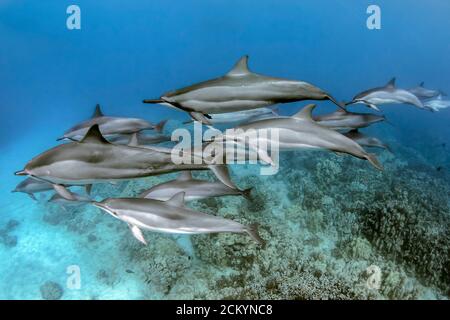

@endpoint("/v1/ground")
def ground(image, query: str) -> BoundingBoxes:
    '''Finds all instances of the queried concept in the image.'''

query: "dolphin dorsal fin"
[80,124,110,144]
[166,192,185,207]
[385,77,396,88]
[128,133,139,147]
[92,104,104,118]
[226,55,250,76]
[177,171,192,181]
[419,82,425,87]
[292,104,316,121]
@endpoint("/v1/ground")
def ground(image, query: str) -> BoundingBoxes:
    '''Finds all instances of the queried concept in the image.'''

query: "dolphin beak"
[15,170,28,176]
[91,201,103,209]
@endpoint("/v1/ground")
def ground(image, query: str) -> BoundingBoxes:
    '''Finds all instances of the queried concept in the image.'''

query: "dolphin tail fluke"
[242,188,253,200]
[143,99,164,104]
[327,95,346,110]
[366,153,383,171]
[208,165,236,189]
[246,223,265,247]
[154,120,168,133]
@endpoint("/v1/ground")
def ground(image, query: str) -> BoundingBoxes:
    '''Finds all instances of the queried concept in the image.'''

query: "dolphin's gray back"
[107,198,246,234]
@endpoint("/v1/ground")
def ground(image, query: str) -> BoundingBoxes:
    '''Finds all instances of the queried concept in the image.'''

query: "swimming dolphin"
[107,132,171,145]
[423,95,450,112]
[12,177,55,200]
[185,107,279,126]
[143,55,343,124]
[313,108,386,130]
[59,104,166,141]
[15,125,236,200]
[212,104,383,170]
[92,192,265,246]
[408,82,446,100]
[343,129,391,152]
[140,171,252,201]
[346,78,425,111]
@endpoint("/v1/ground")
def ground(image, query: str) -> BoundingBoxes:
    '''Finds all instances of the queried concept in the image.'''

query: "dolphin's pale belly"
[121,208,246,235]
[166,81,321,113]
[364,90,424,108]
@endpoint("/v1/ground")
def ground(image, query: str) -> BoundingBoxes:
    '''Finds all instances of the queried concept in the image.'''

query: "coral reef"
[40,281,64,300]
[0,219,20,248]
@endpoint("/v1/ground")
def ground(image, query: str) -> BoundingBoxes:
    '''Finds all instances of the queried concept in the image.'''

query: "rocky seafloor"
[1,137,449,300]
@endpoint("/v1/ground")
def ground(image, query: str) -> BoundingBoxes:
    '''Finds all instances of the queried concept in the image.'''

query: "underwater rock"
[5,219,20,231]
[96,269,119,287]
[3,234,18,248]
[40,281,64,300]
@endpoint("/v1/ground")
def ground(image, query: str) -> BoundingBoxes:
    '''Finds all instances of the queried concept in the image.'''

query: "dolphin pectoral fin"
[369,104,381,112]
[366,153,383,171]
[53,184,77,201]
[245,223,265,248]
[190,112,212,125]
[208,165,236,189]
[27,193,37,201]
[85,184,92,196]
[128,224,147,245]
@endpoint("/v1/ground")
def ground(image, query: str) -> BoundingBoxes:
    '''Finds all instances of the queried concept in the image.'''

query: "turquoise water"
[0,1,449,299]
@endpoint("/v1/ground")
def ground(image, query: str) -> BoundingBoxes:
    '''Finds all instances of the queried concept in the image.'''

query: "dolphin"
[15,125,236,200]
[423,95,450,112]
[408,82,446,100]
[107,132,171,145]
[346,78,425,111]
[59,104,166,141]
[143,55,343,124]
[92,192,265,246]
[12,177,55,200]
[343,129,391,152]
[313,108,386,130]
[185,107,279,126]
[212,104,383,170]
[139,171,252,201]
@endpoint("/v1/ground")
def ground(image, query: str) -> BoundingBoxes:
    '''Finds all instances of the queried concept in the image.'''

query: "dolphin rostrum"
[59,104,166,141]
[15,125,236,200]
[313,108,386,130]
[92,192,265,246]
[408,82,446,100]
[143,55,343,124]
[212,104,383,170]
[423,95,450,112]
[343,129,391,152]
[347,78,425,111]
[140,171,252,201]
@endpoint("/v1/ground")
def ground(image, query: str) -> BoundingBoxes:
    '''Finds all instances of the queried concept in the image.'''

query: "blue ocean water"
[0,0,449,299]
